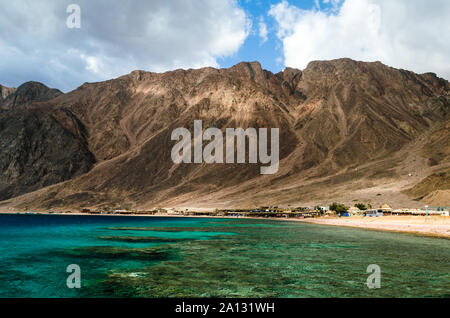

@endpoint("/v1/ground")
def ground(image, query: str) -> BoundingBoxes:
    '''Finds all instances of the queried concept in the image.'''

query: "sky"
[0,0,449,92]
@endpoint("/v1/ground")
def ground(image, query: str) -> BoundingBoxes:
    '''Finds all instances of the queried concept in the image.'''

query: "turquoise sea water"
[0,214,448,298]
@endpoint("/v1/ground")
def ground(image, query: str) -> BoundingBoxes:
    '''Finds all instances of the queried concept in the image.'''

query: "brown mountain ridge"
[0,58,449,211]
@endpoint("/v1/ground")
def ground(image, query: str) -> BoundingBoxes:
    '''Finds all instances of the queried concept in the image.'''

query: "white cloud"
[0,0,250,91]
[269,0,450,80]
[258,17,268,44]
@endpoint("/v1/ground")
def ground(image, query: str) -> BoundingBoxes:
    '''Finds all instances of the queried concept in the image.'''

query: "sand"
[299,216,450,239]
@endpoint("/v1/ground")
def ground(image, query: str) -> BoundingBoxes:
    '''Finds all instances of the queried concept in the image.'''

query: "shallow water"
[0,214,448,298]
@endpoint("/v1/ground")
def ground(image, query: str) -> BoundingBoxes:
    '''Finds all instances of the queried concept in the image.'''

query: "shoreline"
[0,211,284,221]
[298,216,450,239]
[1,211,449,239]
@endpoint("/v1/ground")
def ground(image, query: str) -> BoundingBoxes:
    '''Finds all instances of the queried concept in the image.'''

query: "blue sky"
[219,0,330,73]
[0,0,449,92]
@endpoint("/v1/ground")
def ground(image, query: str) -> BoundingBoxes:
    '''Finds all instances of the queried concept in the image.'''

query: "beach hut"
[380,204,393,215]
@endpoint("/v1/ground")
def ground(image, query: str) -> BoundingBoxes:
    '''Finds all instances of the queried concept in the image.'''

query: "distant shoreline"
[299,216,450,239]
[0,211,288,221]
[1,211,449,239]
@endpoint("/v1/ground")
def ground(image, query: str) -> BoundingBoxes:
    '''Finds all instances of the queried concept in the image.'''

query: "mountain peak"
[232,61,262,69]
[15,81,62,95]
[228,61,270,84]
[0,81,63,111]
[231,61,263,74]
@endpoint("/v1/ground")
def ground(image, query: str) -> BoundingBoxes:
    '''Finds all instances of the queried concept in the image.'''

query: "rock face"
[0,83,95,201]
[1,59,449,210]
[406,171,450,201]
[0,81,62,112]
[0,84,16,101]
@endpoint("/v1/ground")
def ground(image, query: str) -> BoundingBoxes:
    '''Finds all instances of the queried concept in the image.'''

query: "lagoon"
[0,214,448,298]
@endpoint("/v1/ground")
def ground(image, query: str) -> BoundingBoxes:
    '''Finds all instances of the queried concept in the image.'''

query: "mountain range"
[0,58,449,211]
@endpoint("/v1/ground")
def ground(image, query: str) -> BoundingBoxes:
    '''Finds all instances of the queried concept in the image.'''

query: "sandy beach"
[299,216,450,239]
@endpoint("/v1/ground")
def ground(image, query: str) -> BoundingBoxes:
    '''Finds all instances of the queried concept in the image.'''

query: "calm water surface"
[0,214,448,298]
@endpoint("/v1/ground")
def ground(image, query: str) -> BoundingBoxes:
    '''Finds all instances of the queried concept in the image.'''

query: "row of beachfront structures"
[179,205,449,218]
[83,204,450,218]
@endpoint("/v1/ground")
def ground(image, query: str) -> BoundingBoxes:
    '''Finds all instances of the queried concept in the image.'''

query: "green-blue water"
[0,214,448,298]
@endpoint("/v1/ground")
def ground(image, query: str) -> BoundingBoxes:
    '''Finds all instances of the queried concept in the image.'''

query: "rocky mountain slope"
[0,59,449,211]
[405,170,450,202]
[0,82,95,200]
[0,82,62,112]
[0,84,16,101]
